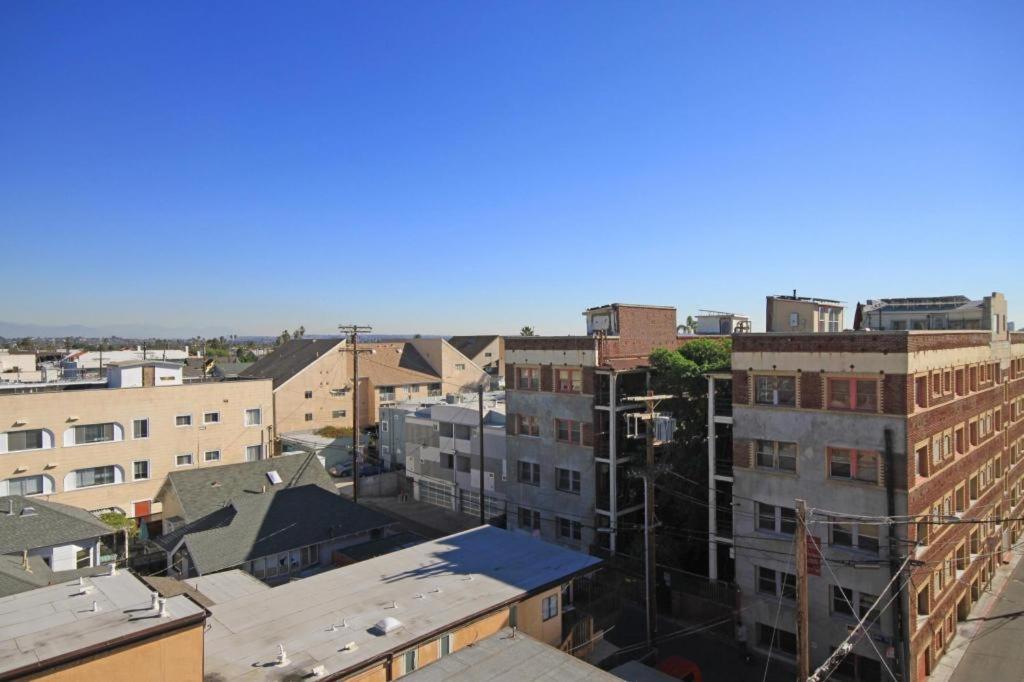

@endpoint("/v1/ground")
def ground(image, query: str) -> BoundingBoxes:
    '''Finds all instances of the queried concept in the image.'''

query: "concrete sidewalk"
[931,548,1024,682]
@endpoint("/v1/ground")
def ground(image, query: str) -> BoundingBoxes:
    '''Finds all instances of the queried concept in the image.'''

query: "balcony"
[378,392,396,403]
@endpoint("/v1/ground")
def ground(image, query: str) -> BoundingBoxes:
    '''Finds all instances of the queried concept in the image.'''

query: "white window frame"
[132,418,150,440]
[204,450,221,463]
[541,594,558,621]
[244,408,262,427]
[175,414,193,428]
[245,444,263,462]
[203,411,220,425]
[132,459,151,481]
[175,453,194,467]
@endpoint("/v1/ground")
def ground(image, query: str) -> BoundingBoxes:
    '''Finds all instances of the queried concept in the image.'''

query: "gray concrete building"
[382,392,508,521]
[504,303,680,554]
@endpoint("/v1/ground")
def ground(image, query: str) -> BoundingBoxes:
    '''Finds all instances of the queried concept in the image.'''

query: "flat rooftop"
[203,525,601,680]
[406,627,618,681]
[0,569,205,678]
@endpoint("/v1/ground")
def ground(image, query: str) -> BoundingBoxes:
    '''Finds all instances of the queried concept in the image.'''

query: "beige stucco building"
[0,361,273,518]
[766,291,845,332]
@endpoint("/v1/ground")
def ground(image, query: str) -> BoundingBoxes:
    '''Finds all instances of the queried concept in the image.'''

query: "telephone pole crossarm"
[339,324,374,503]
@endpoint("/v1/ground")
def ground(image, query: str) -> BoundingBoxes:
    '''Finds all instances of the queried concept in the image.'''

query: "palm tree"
[520,326,536,336]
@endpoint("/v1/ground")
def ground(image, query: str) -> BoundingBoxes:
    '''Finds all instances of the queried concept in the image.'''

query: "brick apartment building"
[504,303,678,554]
[730,292,1023,681]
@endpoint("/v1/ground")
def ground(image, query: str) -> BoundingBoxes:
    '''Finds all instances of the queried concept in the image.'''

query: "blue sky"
[1,2,1021,336]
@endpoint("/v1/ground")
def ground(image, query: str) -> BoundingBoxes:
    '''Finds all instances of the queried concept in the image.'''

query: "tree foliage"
[519,326,535,336]
[644,337,731,574]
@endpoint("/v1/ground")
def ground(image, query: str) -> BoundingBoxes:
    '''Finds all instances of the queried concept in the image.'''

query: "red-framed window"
[554,419,583,445]
[827,447,879,484]
[517,414,540,437]
[516,367,539,390]
[555,368,582,393]
[827,378,878,412]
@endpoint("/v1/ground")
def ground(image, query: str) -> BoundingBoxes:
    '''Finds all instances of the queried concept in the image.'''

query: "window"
[74,423,115,444]
[916,376,929,409]
[555,419,583,445]
[203,412,220,424]
[175,415,192,427]
[132,419,149,439]
[832,585,855,616]
[244,408,262,426]
[858,592,881,623]
[441,453,454,469]
[381,421,389,433]
[132,460,150,481]
[518,461,540,485]
[831,520,878,554]
[204,450,221,462]
[557,517,582,541]
[756,440,797,472]
[454,363,466,371]
[517,414,540,437]
[76,548,91,570]
[455,455,471,473]
[757,566,796,600]
[245,445,263,462]
[304,413,313,422]
[827,378,878,412]
[757,503,796,535]
[516,367,540,390]
[4,475,49,496]
[6,429,44,451]
[757,623,796,655]
[556,468,581,494]
[917,585,930,616]
[176,453,193,466]
[304,390,313,399]
[439,633,453,658]
[518,507,540,531]
[542,594,558,621]
[332,410,346,418]
[754,375,796,407]
[828,448,879,484]
[73,466,117,488]
[454,424,472,440]
[402,650,417,674]
[555,368,582,393]
[955,369,965,396]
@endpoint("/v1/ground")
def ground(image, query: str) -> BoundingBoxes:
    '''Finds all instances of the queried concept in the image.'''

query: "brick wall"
[505,337,596,352]
[883,374,911,415]
[733,332,991,354]
[732,371,749,406]
[799,372,822,410]
[602,306,678,359]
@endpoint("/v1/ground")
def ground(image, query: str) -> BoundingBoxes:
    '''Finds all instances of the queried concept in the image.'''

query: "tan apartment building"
[0,361,273,518]
[201,525,602,680]
[243,337,491,434]
[730,291,1023,681]
[766,290,845,332]
[0,569,206,681]
[448,335,504,385]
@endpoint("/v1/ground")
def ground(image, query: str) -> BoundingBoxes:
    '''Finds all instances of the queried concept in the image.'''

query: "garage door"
[418,479,453,510]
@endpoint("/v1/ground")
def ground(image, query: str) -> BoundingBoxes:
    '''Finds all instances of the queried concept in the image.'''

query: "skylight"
[266,470,283,485]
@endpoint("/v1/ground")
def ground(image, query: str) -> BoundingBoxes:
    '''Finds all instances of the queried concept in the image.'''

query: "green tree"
[679,315,698,334]
[635,337,732,573]
[100,511,139,560]
[520,326,535,336]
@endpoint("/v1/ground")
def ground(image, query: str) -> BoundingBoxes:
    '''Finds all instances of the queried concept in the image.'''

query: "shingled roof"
[155,454,395,575]
[240,338,345,389]
[0,496,111,555]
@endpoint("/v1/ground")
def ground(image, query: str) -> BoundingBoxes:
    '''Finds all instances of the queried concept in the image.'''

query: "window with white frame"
[175,414,192,427]
[132,419,149,439]
[754,375,796,407]
[756,566,796,600]
[756,440,797,472]
[757,503,796,535]
[557,517,582,541]
[245,408,262,426]
[245,444,263,462]
[556,467,581,494]
[132,460,150,481]
[518,461,540,485]
[176,453,194,466]
[203,412,220,424]
[70,465,119,488]
[542,594,558,621]
[2,474,53,496]
[5,429,46,451]
[332,410,346,418]
[204,450,221,462]
[439,633,453,658]
[830,519,879,554]
[73,423,116,444]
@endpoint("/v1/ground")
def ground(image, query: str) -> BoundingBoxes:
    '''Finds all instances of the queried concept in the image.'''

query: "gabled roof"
[447,335,499,361]
[240,337,345,389]
[160,453,336,523]
[0,496,111,554]
[155,484,394,575]
[360,342,441,386]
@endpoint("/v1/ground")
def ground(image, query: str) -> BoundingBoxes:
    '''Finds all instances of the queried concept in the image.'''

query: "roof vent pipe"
[158,597,167,616]
[91,601,99,613]
[277,644,290,667]
[150,591,160,610]
[108,562,117,576]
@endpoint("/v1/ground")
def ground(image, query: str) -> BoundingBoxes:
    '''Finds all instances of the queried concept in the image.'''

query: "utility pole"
[795,498,810,682]
[478,384,486,526]
[625,391,673,656]
[339,324,373,503]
